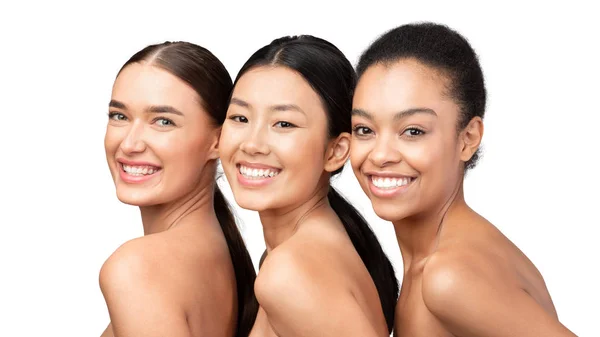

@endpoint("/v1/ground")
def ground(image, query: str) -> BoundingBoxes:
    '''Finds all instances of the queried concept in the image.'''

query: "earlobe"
[208,127,222,160]
[324,132,351,172]
[460,117,484,162]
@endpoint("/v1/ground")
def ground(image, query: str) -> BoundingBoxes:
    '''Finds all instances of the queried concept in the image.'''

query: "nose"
[120,120,147,155]
[239,124,270,156]
[368,134,401,168]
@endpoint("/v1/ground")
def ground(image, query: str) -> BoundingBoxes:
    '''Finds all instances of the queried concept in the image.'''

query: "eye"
[154,117,175,127]
[229,115,248,123]
[274,121,296,128]
[402,127,425,137]
[352,125,374,137]
[108,112,127,121]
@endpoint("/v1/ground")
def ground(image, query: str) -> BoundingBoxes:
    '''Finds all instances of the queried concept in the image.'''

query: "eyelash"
[352,125,373,137]
[108,113,176,127]
[274,121,296,128]
[402,127,425,138]
[153,117,176,127]
[108,112,127,121]
[229,115,248,123]
[352,125,426,138]
[228,115,297,128]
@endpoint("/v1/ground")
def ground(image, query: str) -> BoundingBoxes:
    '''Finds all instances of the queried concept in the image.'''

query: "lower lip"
[236,169,278,187]
[368,177,413,198]
[118,164,161,184]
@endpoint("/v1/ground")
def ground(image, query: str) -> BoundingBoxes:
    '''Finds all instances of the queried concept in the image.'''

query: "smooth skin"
[350,59,576,337]
[220,66,389,337]
[100,63,237,337]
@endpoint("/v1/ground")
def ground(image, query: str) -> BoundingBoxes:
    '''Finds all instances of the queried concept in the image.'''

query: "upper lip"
[237,161,281,170]
[117,158,162,168]
[363,170,416,179]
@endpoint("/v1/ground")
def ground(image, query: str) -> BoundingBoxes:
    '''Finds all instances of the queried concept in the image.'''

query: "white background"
[1,1,598,336]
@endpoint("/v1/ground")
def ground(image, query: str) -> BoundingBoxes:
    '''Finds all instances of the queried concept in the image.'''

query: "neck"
[393,179,467,270]
[259,178,331,251]
[139,168,217,235]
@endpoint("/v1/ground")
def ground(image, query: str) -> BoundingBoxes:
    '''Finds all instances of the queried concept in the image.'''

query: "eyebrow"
[230,97,306,115]
[108,100,184,116]
[147,105,184,116]
[109,100,126,109]
[230,97,249,108]
[351,107,437,121]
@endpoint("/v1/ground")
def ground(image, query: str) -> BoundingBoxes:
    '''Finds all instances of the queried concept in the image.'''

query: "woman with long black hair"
[220,35,399,336]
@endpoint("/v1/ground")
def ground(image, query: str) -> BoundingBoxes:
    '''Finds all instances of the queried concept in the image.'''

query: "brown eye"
[352,126,373,136]
[402,128,425,137]
[230,115,248,123]
[274,121,296,128]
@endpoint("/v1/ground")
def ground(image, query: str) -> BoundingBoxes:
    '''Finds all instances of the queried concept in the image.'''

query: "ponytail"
[214,187,258,337]
[328,186,398,334]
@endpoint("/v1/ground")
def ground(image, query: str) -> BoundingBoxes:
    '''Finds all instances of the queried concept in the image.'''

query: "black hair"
[357,22,486,170]
[233,35,399,333]
[118,41,257,337]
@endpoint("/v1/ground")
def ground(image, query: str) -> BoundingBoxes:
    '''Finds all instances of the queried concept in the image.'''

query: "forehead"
[233,66,324,112]
[353,59,458,119]
[112,63,200,108]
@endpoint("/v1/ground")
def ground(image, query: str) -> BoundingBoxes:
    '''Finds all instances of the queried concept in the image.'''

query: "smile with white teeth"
[371,176,413,189]
[239,165,280,179]
[122,164,160,176]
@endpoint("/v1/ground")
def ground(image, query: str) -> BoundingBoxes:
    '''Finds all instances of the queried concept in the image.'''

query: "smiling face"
[350,59,471,221]
[105,63,219,206]
[219,66,334,212]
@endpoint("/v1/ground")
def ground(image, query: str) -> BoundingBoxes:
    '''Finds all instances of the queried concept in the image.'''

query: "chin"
[371,201,413,222]
[115,189,160,207]
[234,198,272,212]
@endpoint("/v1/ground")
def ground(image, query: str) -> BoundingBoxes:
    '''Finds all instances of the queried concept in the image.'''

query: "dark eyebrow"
[109,100,126,109]
[230,97,250,108]
[109,100,184,116]
[351,108,373,120]
[269,104,306,115]
[230,98,306,115]
[147,105,184,116]
[393,108,437,121]
[352,108,437,121]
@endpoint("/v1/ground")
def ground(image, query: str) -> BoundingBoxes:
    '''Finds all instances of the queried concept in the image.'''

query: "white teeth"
[122,164,159,176]
[239,165,280,179]
[371,176,413,189]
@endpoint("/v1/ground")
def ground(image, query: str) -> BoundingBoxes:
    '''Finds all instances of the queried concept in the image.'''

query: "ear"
[324,132,351,172]
[459,117,484,163]
[207,127,222,160]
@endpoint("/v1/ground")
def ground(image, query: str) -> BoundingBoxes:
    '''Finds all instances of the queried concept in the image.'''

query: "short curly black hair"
[357,22,486,170]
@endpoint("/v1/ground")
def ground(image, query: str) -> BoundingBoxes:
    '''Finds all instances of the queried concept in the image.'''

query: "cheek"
[219,124,242,162]
[104,126,122,156]
[157,132,212,179]
[349,140,371,172]
[273,132,324,171]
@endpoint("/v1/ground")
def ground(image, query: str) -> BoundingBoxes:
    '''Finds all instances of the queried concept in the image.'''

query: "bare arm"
[99,241,191,337]
[422,254,577,337]
[256,249,383,337]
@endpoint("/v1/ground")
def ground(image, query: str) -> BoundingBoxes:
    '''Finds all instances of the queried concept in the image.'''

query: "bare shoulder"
[421,248,494,309]
[421,239,574,336]
[256,238,339,305]
[255,236,382,336]
[422,214,521,312]
[99,235,179,294]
